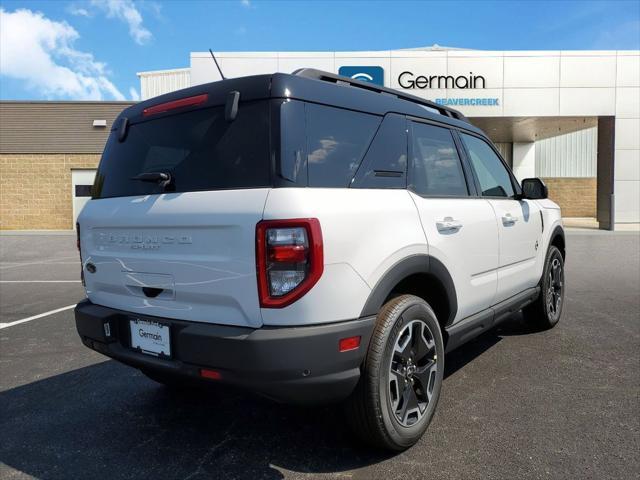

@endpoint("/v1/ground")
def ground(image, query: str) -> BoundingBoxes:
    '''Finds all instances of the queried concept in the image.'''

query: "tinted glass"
[278,100,307,185]
[306,104,381,188]
[93,102,270,199]
[461,133,515,198]
[410,122,468,197]
[351,113,407,189]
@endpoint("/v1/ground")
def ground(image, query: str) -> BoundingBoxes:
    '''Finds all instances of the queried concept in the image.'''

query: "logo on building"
[338,66,384,86]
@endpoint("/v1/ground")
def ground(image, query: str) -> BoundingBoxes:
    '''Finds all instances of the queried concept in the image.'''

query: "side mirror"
[521,178,548,199]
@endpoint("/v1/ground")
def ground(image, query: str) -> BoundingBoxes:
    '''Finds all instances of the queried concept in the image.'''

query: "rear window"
[92,101,270,199]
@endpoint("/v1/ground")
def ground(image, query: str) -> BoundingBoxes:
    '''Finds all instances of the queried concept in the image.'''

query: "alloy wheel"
[388,319,438,427]
[547,257,564,321]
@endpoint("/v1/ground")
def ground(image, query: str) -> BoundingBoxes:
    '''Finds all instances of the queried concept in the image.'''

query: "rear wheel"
[346,295,444,451]
[523,245,565,329]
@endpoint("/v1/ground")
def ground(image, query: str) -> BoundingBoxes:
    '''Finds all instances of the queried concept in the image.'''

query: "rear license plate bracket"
[129,318,171,358]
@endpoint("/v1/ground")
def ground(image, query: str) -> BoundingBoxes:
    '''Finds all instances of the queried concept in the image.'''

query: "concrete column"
[512,142,536,183]
[597,117,615,230]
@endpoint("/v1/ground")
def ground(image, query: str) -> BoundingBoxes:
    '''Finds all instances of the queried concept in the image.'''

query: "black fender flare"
[534,225,565,288]
[549,225,566,259]
[359,254,458,326]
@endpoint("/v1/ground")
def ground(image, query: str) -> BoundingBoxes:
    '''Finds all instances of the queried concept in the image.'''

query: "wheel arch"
[359,255,458,329]
[550,225,566,259]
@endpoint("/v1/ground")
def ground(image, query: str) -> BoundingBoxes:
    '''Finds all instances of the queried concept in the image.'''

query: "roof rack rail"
[291,68,469,123]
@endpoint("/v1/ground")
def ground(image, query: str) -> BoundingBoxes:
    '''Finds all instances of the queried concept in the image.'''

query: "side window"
[409,122,468,197]
[351,113,407,189]
[306,104,381,188]
[460,133,515,198]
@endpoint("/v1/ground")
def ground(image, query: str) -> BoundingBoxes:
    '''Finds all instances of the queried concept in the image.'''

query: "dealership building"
[1,46,638,230]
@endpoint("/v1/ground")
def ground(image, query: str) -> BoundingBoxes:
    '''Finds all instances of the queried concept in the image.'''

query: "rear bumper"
[74,299,374,405]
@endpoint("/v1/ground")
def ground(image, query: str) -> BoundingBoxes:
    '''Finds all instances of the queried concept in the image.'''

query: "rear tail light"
[256,219,323,308]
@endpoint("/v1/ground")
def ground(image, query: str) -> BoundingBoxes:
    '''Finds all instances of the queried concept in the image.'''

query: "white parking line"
[0,257,78,270]
[0,280,81,283]
[0,304,76,330]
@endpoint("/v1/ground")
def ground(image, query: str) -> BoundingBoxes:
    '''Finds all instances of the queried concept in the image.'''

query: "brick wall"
[0,154,100,230]
[542,177,597,218]
[0,157,600,230]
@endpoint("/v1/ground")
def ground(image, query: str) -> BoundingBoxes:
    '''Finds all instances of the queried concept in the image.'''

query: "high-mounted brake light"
[142,93,208,117]
[200,368,222,380]
[256,219,323,308]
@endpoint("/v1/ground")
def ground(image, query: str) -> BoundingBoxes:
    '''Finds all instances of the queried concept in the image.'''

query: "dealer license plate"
[130,319,171,357]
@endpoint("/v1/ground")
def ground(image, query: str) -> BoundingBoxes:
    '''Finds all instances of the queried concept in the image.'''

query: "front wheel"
[345,295,445,451]
[523,245,565,329]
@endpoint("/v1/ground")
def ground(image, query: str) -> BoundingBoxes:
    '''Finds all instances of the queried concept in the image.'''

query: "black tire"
[523,245,565,329]
[140,368,197,389]
[345,295,445,451]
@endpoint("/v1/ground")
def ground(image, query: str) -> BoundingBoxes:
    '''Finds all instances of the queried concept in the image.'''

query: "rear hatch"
[78,96,272,328]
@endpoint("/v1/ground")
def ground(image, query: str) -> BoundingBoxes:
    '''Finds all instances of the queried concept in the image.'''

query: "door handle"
[436,217,463,233]
[502,213,518,226]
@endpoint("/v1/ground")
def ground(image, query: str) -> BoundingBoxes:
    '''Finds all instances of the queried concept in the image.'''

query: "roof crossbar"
[292,68,469,123]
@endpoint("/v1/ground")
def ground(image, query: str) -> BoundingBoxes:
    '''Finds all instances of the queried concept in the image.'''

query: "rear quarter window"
[351,113,407,189]
[305,104,381,188]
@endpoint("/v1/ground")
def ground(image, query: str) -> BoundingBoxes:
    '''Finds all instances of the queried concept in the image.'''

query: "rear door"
[408,121,499,322]
[78,100,272,328]
[459,132,543,302]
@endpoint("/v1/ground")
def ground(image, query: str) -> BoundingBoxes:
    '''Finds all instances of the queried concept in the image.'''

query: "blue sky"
[1,0,639,101]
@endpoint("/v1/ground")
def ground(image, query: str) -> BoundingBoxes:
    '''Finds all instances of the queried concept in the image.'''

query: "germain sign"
[398,71,486,89]
[397,71,499,106]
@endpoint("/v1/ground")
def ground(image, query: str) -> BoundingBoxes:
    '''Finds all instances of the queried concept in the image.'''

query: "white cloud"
[0,8,125,100]
[68,6,92,17]
[90,0,152,45]
[240,0,252,7]
[129,86,140,101]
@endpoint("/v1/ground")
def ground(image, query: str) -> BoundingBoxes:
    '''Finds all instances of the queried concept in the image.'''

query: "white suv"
[75,69,565,450]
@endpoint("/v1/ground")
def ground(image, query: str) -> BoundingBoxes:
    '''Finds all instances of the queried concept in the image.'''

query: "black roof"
[117,70,485,136]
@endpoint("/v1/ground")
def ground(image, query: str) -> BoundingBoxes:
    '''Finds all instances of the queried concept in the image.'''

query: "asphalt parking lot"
[1,231,639,480]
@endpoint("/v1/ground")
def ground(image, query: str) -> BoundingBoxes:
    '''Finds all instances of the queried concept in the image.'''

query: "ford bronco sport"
[75,69,565,450]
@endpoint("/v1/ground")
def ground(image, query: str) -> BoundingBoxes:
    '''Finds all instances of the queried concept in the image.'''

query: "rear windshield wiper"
[131,172,172,188]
